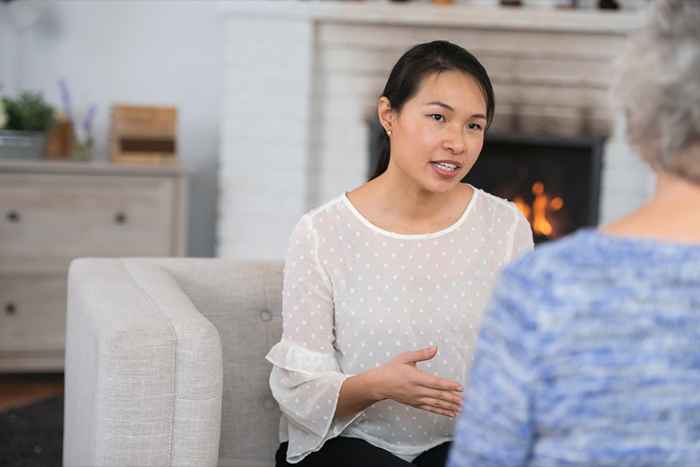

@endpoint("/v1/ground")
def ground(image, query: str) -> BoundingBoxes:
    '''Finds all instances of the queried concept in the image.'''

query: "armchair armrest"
[63,258,222,467]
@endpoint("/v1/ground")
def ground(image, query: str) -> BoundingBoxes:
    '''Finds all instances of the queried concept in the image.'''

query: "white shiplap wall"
[219,15,314,258]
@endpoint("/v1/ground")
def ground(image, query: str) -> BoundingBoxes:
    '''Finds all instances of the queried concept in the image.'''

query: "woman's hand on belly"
[370,346,464,418]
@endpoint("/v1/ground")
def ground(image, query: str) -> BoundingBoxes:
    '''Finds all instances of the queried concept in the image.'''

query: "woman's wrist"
[336,369,386,418]
[362,367,389,403]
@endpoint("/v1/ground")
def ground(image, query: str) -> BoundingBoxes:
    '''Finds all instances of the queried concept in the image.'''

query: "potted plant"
[0,91,56,160]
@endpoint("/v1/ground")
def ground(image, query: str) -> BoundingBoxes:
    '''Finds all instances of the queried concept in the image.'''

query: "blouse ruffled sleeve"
[266,214,361,464]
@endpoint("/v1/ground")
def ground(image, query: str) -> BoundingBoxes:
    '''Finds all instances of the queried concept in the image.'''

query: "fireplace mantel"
[217,1,651,260]
[219,1,642,33]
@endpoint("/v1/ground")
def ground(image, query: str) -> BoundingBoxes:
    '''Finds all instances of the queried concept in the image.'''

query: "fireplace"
[368,119,604,243]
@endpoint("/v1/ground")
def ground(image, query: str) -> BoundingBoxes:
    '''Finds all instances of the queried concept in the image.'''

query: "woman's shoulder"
[469,186,529,227]
[288,195,352,240]
[295,195,346,225]
[286,196,349,257]
[504,228,664,281]
[517,228,700,272]
[311,195,347,217]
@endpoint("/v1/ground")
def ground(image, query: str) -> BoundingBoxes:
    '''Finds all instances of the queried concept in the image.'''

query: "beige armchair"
[63,258,284,467]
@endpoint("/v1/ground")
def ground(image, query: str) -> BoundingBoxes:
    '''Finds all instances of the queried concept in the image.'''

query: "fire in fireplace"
[514,181,565,239]
[463,132,604,243]
[368,120,604,244]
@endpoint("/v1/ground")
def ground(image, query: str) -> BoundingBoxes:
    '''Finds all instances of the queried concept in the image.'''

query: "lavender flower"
[58,78,73,123]
[82,104,96,141]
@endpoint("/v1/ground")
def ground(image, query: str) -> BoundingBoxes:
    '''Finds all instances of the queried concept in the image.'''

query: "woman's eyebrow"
[424,101,454,111]
[424,101,486,120]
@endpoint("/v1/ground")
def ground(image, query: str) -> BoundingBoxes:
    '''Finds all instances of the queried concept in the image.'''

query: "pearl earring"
[386,129,392,136]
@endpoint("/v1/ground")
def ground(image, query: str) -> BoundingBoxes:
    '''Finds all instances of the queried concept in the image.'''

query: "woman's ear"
[377,96,394,135]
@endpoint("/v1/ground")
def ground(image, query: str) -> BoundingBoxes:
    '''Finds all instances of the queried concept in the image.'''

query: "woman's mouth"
[430,161,461,178]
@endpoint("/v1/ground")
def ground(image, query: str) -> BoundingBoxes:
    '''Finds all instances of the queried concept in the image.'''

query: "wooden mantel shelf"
[219,0,644,34]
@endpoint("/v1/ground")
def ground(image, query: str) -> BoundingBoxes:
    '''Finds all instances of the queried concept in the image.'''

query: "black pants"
[275,437,451,467]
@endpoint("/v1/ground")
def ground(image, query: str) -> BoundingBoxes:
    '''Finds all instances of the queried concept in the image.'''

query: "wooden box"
[110,105,177,165]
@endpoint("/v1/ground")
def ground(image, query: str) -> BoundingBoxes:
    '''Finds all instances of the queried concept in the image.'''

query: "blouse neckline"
[341,185,479,240]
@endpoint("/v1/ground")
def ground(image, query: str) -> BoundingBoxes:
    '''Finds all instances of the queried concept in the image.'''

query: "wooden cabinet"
[0,160,187,371]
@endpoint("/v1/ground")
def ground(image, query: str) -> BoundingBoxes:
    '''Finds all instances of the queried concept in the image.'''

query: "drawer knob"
[114,212,128,224]
[5,302,16,315]
[6,210,20,223]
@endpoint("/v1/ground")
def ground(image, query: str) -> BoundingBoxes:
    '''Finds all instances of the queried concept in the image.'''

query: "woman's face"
[380,70,488,194]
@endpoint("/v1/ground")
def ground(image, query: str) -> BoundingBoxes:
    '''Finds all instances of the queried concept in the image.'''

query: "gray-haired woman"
[447,0,700,465]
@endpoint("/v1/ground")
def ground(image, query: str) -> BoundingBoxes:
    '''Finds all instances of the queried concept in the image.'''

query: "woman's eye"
[430,114,445,122]
[467,122,483,131]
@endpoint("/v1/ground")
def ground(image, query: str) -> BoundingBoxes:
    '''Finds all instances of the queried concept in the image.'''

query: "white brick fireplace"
[218,1,652,260]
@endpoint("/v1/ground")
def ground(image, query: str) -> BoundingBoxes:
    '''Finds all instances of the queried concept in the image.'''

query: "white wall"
[0,1,223,257]
[600,115,655,224]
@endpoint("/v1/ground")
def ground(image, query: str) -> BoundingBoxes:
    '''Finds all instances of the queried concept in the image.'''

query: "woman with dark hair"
[447,1,700,466]
[268,40,533,467]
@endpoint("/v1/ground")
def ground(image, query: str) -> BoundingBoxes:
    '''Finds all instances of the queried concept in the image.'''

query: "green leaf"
[1,92,56,132]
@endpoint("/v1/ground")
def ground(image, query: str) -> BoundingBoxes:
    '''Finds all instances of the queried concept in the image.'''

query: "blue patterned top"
[447,229,700,467]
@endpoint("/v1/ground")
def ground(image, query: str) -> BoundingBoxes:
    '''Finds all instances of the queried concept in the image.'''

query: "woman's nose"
[443,125,465,154]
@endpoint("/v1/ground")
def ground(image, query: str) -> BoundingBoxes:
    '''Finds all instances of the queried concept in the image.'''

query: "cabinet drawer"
[0,173,176,266]
[0,274,67,352]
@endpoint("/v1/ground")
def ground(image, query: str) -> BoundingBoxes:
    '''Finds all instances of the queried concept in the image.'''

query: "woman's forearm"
[335,369,385,418]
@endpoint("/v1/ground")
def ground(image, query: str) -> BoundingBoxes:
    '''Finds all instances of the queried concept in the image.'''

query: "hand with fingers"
[371,346,464,418]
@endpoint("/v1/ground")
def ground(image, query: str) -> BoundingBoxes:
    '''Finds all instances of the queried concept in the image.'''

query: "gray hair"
[614,0,700,184]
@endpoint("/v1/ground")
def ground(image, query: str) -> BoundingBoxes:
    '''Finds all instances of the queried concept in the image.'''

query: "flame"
[513,182,565,238]
[513,197,531,220]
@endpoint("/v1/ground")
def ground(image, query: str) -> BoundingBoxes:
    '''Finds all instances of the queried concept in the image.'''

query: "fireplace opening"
[368,119,604,243]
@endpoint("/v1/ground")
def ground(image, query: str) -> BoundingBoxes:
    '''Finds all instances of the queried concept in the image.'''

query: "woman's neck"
[603,171,700,244]
[374,169,458,220]
[347,169,471,235]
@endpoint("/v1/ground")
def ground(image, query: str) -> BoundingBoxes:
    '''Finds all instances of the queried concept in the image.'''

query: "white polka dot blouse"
[266,186,534,463]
